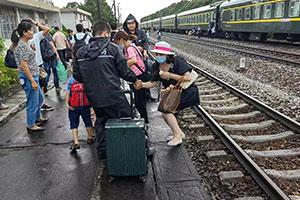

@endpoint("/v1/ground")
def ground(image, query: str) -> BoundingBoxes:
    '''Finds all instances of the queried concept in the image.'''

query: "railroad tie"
[211,111,261,120]
[195,80,210,86]
[199,87,223,95]
[265,169,300,180]
[200,92,231,100]
[220,120,276,131]
[201,97,239,105]
[245,148,300,158]
[231,131,295,143]
[204,103,249,112]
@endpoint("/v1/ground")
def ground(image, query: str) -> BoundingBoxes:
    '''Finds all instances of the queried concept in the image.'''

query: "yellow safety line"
[223,17,300,24]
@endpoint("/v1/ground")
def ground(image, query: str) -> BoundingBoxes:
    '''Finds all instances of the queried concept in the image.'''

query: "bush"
[0,57,19,96]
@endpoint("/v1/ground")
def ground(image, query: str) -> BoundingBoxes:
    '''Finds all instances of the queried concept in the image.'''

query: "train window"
[289,0,300,17]
[253,6,261,19]
[230,10,235,21]
[207,13,210,22]
[275,2,285,18]
[244,8,251,19]
[263,4,272,19]
[204,14,207,22]
[236,9,242,20]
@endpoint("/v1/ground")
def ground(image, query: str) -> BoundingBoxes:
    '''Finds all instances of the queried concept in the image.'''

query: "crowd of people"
[8,14,200,158]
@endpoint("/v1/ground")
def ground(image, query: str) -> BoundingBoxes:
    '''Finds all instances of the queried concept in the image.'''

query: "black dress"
[152,56,200,111]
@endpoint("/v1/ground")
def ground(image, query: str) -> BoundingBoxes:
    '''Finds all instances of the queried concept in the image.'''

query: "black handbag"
[4,49,18,69]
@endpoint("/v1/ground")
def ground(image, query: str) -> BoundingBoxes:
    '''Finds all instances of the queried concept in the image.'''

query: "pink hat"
[151,41,175,55]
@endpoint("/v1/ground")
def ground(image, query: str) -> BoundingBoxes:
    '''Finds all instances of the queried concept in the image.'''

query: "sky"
[52,0,182,22]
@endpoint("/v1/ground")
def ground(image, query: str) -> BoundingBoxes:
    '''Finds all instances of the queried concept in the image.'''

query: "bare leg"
[86,127,95,139]
[72,129,79,144]
[162,113,182,138]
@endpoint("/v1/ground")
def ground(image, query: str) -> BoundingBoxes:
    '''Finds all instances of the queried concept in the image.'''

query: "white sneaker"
[167,137,183,146]
[167,135,174,141]
[168,133,185,141]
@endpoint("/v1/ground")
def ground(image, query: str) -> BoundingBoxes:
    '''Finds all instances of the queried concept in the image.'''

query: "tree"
[65,2,80,8]
[79,0,117,24]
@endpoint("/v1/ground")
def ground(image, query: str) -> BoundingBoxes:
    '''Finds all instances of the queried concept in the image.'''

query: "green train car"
[220,0,300,41]
[140,0,300,42]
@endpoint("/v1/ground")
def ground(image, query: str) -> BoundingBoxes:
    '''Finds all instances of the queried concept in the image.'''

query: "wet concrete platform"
[0,87,98,200]
[0,85,210,200]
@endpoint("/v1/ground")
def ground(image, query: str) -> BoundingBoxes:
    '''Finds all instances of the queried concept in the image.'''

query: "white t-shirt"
[70,32,91,45]
[29,31,44,66]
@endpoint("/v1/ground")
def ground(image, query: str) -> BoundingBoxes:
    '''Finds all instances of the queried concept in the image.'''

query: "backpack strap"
[75,34,88,42]
[126,45,145,74]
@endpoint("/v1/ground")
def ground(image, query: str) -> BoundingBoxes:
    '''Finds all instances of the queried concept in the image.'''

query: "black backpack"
[40,38,55,61]
[73,34,88,56]
[4,49,18,69]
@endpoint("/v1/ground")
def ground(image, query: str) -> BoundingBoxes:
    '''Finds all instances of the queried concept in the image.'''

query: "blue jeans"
[19,73,44,127]
[43,58,59,88]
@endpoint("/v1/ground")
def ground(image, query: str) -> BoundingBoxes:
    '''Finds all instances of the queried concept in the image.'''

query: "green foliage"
[64,0,117,24]
[79,0,117,24]
[0,37,5,56]
[65,2,80,8]
[0,57,19,96]
[141,0,219,22]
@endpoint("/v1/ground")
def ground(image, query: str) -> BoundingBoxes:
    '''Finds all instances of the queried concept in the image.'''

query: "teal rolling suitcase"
[105,91,148,182]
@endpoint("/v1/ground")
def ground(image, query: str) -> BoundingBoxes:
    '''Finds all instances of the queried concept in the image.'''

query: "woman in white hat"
[141,41,200,146]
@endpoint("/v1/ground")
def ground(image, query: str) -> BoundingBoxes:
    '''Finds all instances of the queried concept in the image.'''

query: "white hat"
[150,41,175,55]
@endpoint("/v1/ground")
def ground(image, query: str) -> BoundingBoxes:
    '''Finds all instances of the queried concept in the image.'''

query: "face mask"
[156,56,166,64]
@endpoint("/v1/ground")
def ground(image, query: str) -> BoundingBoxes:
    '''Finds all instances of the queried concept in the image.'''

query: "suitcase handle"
[123,90,135,119]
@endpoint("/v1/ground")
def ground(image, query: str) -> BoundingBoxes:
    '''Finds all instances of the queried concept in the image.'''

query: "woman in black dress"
[141,41,200,146]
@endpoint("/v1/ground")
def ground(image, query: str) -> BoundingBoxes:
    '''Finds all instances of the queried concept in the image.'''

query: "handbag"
[57,61,68,82]
[180,70,198,89]
[158,83,182,113]
[4,49,18,69]
[39,67,48,80]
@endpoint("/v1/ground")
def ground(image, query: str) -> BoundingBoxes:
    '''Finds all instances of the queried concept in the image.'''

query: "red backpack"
[69,81,90,107]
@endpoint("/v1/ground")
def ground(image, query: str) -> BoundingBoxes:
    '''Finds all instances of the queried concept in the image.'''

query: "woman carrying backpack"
[114,30,149,124]
[65,75,95,151]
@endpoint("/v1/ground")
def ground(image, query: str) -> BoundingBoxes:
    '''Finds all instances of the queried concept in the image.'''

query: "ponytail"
[114,30,137,42]
[11,29,20,47]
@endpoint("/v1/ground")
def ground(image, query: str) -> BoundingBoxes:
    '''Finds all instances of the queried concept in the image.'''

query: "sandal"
[87,135,96,144]
[27,125,45,132]
[70,143,80,151]
[36,117,48,123]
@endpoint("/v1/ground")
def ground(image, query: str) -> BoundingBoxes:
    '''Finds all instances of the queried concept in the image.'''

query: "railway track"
[162,33,300,67]
[147,44,300,199]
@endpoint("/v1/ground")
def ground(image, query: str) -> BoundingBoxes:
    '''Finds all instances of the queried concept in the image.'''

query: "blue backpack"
[40,38,55,61]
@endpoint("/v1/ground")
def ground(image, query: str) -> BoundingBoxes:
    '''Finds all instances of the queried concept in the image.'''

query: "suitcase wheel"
[108,176,116,183]
[139,176,147,183]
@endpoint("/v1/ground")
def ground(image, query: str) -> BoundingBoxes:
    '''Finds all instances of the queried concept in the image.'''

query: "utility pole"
[113,0,117,20]
[117,3,120,23]
[96,0,102,21]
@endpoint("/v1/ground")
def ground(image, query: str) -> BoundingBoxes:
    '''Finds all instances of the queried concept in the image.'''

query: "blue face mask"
[156,56,166,64]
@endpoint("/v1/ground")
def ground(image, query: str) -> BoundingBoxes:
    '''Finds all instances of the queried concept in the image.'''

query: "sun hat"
[150,41,175,55]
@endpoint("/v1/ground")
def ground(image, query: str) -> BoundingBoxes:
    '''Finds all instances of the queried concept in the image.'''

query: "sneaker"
[41,104,54,111]
[167,137,182,146]
[0,103,9,110]
[167,133,185,141]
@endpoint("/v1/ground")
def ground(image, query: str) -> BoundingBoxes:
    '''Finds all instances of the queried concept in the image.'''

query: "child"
[65,76,95,151]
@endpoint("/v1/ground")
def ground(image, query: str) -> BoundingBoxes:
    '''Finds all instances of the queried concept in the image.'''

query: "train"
[140,0,300,42]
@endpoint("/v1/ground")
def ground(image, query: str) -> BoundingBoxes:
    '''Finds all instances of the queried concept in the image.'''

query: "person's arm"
[20,60,38,90]
[37,22,50,36]
[142,81,158,89]
[65,92,74,110]
[126,47,137,67]
[159,71,192,82]
[49,41,60,60]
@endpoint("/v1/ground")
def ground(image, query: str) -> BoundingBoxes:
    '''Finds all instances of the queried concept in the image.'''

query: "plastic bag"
[57,61,67,82]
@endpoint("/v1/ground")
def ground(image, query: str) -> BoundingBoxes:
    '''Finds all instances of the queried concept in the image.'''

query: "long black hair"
[11,22,33,47]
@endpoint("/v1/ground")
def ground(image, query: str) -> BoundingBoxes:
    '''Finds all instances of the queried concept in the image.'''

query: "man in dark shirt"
[76,21,142,159]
